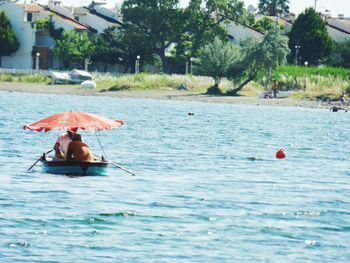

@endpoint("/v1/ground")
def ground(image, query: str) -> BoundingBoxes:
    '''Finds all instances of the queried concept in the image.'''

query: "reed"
[266,66,350,99]
[94,73,232,93]
[0,73,48,83]
[1,66,349,100]
[274,66,350,79]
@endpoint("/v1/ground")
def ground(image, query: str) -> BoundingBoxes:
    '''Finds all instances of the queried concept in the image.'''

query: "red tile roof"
[18,4,44,12]
[16,3,89,31]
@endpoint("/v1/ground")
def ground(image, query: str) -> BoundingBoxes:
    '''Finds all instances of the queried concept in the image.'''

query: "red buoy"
[276,148,286,159]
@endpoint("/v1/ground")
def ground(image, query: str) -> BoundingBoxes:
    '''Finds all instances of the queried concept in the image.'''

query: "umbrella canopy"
[23,111,123,132]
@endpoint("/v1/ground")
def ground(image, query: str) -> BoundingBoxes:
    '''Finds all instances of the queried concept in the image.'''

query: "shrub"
[36,18,50,30]
[206,84,222,95]
[0,73,48,83]
[107,85,131,91]
[345,85,350,97]
[1,74,13,82]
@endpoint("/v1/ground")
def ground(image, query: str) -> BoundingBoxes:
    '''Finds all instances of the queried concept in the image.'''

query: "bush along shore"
[0,66,349,103]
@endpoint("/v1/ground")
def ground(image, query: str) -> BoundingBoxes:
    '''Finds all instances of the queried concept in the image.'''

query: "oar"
[28,149,53,171]
[93,153,136,176]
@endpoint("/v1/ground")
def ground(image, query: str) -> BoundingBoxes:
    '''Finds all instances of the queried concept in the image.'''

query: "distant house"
[326,17,350,42]
[71,1,123,33]
[258,14,350,42]
[69,2,124,72]
[226,22,264,44]
[0,1,90,70]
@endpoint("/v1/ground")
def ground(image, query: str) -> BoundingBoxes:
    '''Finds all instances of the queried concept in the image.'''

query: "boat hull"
[41,160,108,176]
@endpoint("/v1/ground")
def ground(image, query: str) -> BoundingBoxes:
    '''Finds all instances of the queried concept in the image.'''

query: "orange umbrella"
[23,111,123,132]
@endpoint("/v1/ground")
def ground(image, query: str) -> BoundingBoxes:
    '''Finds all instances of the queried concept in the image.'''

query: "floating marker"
[276,148,286,159]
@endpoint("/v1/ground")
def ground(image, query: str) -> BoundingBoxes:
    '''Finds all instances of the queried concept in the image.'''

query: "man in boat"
[53,129,75,160]
[66,133,94,162]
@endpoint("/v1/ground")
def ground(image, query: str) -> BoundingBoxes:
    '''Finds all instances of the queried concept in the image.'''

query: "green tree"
[252,16,276,33]
[184,0,245,58]
[53,31,95,69]
[92,26,124,72]
[92,25,155,73]
[258,0,289,16]
[48,13,64,40]
[228,26,289,95]
[329,40,350,68]
[36,18,50,30]
[198,37,240,90]
[0,11,20,67]
[121,0,186,72]
[169,32,193,73]
[120,24,159,73]
[288,8,334,65]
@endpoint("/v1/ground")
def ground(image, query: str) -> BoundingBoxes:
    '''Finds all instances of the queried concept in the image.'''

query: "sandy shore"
[0,82,336,109]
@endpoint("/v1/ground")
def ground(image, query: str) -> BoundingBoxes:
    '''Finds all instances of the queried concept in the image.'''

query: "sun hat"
[67,128,76,133]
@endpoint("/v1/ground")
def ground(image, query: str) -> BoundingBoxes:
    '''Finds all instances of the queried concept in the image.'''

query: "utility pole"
[314,0,318,10]
[295,45,301,65]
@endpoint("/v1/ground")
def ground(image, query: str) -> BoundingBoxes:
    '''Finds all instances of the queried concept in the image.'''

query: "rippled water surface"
[1,91,350,262]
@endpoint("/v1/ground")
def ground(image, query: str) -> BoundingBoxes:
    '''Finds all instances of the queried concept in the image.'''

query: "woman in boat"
[66,133,94,162]
[54,129,75,160]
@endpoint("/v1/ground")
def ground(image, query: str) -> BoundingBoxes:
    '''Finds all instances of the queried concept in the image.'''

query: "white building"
[0,1,90,69]
[72,2,123,33]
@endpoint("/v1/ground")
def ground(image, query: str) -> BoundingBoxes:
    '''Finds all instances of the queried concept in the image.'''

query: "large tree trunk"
[123,61,132,73]
[228,75,255,96]
[63,60,69,70]
[157,50,168,73]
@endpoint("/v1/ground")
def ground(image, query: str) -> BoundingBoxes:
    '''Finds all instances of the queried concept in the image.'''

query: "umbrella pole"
[95,132,107,159]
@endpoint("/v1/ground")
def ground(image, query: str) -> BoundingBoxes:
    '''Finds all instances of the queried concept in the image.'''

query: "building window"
[27,13,33,22]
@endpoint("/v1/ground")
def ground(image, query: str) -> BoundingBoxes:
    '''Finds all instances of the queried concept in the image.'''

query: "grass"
[274,65,350,79]
[94,73,231,94]
[1,66,349,100]
[0,73,49,83]
[270,66,350,100]
[93,72,264,96]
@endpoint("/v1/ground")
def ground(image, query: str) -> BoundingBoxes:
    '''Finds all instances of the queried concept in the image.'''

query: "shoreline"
[0,81,338,109]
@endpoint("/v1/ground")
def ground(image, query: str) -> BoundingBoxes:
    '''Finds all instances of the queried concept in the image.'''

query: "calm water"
[0,91,350,262]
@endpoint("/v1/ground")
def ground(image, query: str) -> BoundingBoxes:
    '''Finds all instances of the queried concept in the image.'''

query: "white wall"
[36,30,55,47]
[0,2,36,69]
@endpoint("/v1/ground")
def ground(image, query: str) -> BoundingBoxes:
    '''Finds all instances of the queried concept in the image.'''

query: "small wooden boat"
[24,111,135,176]
[41,156,109,176]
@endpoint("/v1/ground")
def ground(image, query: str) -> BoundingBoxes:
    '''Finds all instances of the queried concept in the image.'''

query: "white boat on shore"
[258,90,294,99]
